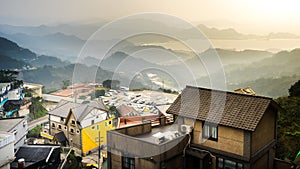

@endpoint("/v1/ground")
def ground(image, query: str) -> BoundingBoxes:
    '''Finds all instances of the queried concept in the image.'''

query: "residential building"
[0,82,24,118]
[0,132,14,169]
[10,145,60,169]
[107,86,282,169]
[23,83,43,97]
[167,86,282,169]
[107,122,189,169]
[0,117,28,149]
[46,100,117,156]
[0,83,11,116]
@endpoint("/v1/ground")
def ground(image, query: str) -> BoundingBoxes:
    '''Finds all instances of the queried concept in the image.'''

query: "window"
[76,130,80,134]
[71,120,76,125]
[52,123,55,128]
[91,126,95,130]
[113,118,118,127]
[60,117,64,122]
[217,157,243,169]
[122,156,135,169]
[202,122,218,141]
[58,125,62,130]
[70,128,74,134]
[91,120,95,125]
[64,126,67,130]
[109,121,111,125]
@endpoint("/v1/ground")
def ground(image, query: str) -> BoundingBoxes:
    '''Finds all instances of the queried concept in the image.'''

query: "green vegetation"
[289,80,300,97]
[61,79,71,89]
[64,150,83,169]
[29,97,47,120]
[27,126,42,138]
[276,80,300,162]
[102,79,120,89]
[0,70,23,86]
[90,89,105,100]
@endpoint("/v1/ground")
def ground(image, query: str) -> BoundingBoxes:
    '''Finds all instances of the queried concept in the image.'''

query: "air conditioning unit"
[180,124,193,134]
[154,136,165,144]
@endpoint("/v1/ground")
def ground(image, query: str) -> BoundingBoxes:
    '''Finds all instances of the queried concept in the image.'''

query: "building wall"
[66,112,81,149]
[252,153,268,169]
[0,133,14,169]
[81,117,116,155]
[10,118,27,149]
[251,107,276,155]
[191,120,245,156]
[80,109,107,128]
[49,115,68,137]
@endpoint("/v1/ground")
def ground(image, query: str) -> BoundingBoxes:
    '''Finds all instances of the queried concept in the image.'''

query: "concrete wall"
[251,108,276,155]
[10,118,27,149]
[191,120,245,156]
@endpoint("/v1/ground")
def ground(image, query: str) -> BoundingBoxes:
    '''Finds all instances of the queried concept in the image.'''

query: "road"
[28,115,48,130]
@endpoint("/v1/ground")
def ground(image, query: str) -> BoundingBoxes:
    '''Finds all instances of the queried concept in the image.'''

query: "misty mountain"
[0,37,36,61]
[0,31,85,61]
[30,55,69,67]
[0,55,29,70]
[0,37,69,69]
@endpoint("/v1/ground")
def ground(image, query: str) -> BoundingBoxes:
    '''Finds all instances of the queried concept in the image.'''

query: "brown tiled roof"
[166,86,280,131]
[117,104,139,117]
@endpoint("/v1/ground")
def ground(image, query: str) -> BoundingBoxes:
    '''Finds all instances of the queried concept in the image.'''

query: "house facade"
[107,86,282,169]
[0,117,28,149]
[47,100,117,155]
[166,86,281,169]
[0,132,14,169]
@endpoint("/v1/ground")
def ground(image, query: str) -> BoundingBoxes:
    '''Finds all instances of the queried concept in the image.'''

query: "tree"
[102,80,120,89]
[108,106,121,118]
[276,80,300,161]
[289,80,300,97]
[29,97,47,120]
[61,80,71,89]
[0,70,23,87]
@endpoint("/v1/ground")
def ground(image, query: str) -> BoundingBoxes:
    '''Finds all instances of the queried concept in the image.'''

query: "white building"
[0,117,28,149]
[0,132,15,169]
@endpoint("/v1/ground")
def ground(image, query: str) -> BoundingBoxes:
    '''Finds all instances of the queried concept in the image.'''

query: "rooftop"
[0,117,25,132]
[167,85,281,131]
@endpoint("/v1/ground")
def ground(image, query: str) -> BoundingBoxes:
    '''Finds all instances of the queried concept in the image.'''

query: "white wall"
[80,109,108,128]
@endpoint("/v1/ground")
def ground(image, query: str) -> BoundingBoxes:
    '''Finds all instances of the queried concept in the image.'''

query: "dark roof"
[11,145,60,168]
[54,131,68,143]
[166,86,281,131]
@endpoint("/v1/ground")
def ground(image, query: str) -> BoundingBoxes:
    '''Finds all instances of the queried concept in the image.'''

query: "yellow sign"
[40,132,54,140]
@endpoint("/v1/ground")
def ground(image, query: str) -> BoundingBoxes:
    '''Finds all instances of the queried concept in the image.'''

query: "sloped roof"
[166,86,281,131]
[54,131,68,143]
[47,100,80,118]
[117,104,139,117]
[71,100,107,122]
[48,99,107,121]
[0,117,25,132]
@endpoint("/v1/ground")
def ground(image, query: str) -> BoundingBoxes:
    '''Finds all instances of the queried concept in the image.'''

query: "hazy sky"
[1,0,300,35]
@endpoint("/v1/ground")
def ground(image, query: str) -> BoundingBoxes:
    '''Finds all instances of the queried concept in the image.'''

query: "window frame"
[217,157,244,169]
[122,156,135,169]
[202,122,218,141]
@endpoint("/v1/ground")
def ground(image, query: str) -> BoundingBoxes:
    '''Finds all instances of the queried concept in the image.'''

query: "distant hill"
[0,37,68,69]
[0,55,29,70]
[0,37,36,61]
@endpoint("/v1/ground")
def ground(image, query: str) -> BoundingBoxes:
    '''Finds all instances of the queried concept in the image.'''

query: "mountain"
[0,37,36,61]
[30,55,69,67]
[0,37,70,69]
[0,55,29,70]
[0,32,85,61]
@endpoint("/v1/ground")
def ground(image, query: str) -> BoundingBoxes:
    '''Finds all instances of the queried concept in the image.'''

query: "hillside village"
[1,72,300,169]
[1,2,300,169]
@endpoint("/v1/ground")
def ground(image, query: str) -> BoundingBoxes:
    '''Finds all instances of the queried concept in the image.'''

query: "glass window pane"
[224,159,236,169]
[212,127,217,139]
[218,158,223,169]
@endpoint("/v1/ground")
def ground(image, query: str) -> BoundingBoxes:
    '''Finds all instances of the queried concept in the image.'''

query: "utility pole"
[98,131,101,169]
